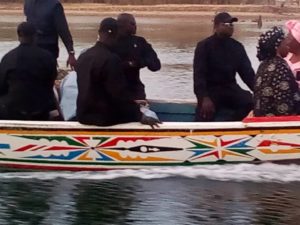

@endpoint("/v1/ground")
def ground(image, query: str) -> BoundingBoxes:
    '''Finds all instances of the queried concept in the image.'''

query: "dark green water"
[0,175,300,225]
[0,164,299,224]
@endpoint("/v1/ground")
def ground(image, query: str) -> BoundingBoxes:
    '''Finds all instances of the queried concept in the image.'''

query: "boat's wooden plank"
[0,120,245,130]
[0,120,299,130]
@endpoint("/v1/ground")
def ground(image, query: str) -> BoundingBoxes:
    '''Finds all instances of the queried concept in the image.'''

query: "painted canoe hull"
[0,117,299,171]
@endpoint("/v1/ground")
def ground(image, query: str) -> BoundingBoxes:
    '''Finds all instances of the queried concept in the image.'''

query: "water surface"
[0,14,298,225]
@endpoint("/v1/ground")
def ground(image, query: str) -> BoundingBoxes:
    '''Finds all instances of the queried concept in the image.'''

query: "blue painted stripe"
[0,144,10,149]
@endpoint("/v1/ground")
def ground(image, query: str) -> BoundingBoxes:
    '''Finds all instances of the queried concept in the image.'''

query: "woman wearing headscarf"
[285,20,300,88]
[254,26,300,117]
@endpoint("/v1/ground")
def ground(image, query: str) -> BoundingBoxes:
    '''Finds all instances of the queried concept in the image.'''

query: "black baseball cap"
[99,17,118,35]
[214,12,238,25]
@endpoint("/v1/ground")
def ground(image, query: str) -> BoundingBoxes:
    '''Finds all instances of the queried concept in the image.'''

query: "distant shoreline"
[0,3,299,20]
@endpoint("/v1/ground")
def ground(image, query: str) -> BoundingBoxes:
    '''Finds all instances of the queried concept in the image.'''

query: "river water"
[0,14,299,224]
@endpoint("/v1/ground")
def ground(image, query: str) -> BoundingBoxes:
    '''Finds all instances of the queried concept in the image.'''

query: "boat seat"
[149,99,235,122]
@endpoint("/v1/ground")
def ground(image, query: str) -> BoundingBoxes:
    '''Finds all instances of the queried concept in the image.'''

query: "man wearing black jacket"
[76,18,160,127]
[193,12,255,121]
[0,22,57,120]
[114,13,161,101]
[24,0,76,69]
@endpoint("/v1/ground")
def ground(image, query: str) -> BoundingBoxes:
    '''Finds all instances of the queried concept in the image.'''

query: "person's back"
[24,0,58,50]
[76,18,142,126]
[114,13,161,100]
[24,0,76,69]
[0,22,57,120]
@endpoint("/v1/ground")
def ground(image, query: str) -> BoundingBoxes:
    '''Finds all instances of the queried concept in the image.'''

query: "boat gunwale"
[0,120,298,132]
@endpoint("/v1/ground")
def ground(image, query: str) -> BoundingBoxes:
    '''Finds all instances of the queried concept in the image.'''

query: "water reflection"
[0,180,51,225]
[0,178,299,224]
[0,14,284,99]
[72,180,136,225]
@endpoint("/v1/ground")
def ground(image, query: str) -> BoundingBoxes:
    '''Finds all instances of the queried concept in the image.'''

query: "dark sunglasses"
[222,22,234,27]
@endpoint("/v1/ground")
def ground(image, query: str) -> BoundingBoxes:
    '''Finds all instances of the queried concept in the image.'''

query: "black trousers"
[0,104,49,121]
[195,84,253,122]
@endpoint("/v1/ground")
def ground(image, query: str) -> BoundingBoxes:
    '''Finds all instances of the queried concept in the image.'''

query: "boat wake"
[0,163,299,183]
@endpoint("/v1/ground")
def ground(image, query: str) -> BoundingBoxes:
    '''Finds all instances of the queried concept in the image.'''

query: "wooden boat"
[0,99,299,171]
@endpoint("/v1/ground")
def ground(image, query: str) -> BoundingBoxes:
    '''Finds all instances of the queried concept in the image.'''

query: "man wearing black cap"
[76,17,160,127]
[193,12,255,122]
[0,22,57,120]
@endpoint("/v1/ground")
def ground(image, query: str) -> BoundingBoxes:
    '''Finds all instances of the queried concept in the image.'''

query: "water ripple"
[0,163,300,183]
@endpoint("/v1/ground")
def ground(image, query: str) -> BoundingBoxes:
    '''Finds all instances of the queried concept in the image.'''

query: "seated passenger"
[76,17,160,127]
[254,26,300,117]
[0,22,57,120]
[114,13,161,101]
[285,20,300,88]
[193,12,255,122]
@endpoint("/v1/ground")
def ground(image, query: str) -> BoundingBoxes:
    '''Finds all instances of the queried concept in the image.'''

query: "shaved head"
[117,13,137,36]
[117,13,134,23]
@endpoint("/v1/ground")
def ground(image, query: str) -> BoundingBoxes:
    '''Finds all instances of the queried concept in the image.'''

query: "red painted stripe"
[73,137,90,145]
[101,137,161,147]
[243,116,300,123]
[32,145,46,151]
[258,140,300,147]
[15,144,36,152]
[45,146,84,151]
[220,138,244,147]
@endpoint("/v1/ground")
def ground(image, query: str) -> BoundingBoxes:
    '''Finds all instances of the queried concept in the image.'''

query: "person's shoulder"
[275,56,291,69]
[53,0,65,11]
[132,35,148,43]
[53,0,61,6]
[197,35,214,46]
[264,57,289,73]
[77,46,96,61]
[229,38,244,48]
[1,46,19,61]
[194,36,211,51]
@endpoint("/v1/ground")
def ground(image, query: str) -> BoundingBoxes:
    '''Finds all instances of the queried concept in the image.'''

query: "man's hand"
[246,110,254,118]
[141,115,162,129]
[67,53,77,70]
[134,99,148,106]
[199,97,215,121]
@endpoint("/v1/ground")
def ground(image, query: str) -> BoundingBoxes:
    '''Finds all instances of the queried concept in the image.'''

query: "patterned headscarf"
[257,26,285,61]
[286,20,300,44]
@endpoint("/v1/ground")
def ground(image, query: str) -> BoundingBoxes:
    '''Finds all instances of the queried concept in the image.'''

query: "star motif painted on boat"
[186,136,255,162]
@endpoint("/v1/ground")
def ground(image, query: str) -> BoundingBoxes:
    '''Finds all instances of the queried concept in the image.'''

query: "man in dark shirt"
[24,0,76,69]
[76,17,160,127]
[193,12,255,122]
[114,13,161,101]
[0,22,57,120]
